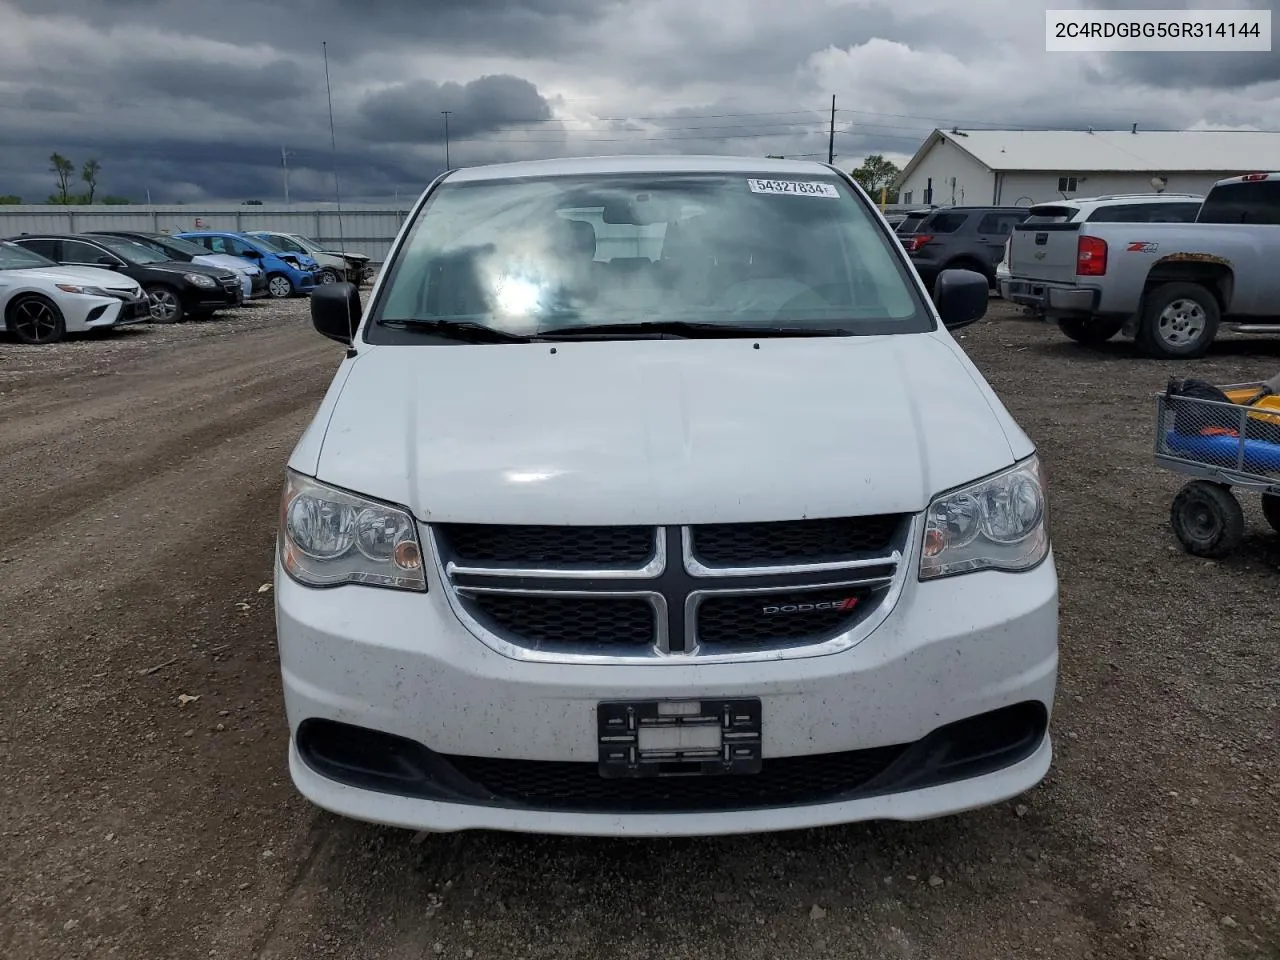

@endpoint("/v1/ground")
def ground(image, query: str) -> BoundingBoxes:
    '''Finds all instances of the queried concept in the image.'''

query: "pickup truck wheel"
[1262,493,1280,534]
[1137,282,1219,359]
[1058,316,1123,345]
[1170,480,1243,558]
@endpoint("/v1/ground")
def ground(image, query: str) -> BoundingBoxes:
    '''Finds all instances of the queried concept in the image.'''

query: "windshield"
[282,234,324,254]
[896,213,929,234]
[1022,205,1078,224]
[251,234,287,253]
[152,235,212,258]
[372,171,927,338]
[99,238,169,264]
[0,241,57,270]
[1196,180,1280,225]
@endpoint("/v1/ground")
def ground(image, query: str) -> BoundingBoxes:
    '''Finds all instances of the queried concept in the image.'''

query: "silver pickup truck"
[1004,173,1280,359]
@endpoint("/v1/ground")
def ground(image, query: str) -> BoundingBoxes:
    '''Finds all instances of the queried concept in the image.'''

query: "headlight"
[278,470,425,591]
[920,456,1048,580]
[185,273,216,288]
[55,283,110,296]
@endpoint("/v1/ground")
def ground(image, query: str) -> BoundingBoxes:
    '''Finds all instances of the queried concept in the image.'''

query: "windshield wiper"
[380,317,539,343]
[538,320,850,340]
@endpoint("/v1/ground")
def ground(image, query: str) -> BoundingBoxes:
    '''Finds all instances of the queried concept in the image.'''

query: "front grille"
[690,515,904,566]
[697,584,879,646]
[436,515,911,661]
[464,593,655,650]
[447,746,906,812]
[437,523,654,568]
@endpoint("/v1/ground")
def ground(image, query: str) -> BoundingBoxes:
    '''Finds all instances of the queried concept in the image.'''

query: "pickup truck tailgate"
[1009,222,1082,283]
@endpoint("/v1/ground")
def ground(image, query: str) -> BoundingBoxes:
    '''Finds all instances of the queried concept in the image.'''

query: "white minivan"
[275,155,1058,837]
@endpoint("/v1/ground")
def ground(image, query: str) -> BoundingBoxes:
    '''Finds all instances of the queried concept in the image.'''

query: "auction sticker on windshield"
[747,179,839,198]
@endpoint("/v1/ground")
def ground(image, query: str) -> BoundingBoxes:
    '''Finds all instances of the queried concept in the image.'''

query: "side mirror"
[932,268,989,330]
[311,281,361,345]
[243,249,263,258]
[96,256,119,268]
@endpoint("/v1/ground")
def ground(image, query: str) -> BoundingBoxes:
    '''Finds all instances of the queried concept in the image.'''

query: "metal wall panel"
[0,205,412,261]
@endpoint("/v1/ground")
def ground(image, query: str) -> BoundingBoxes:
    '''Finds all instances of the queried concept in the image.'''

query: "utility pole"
[827,95,836,165]
[441,111,452,169]
[281,146,294,204]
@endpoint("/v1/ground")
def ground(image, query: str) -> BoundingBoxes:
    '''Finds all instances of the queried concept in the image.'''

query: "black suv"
[5,233,241,323]
[899,206,1031,291]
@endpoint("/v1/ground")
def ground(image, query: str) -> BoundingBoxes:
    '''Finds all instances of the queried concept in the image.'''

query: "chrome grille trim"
[681,524,904,577]
[430,516,917,665]
[453,586,671,657]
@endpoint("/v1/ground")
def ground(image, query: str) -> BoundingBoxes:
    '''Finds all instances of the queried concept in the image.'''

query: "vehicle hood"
[7,265,139,290]
[195,253,261,276]
[149,261,233,280]
[274,252,318,269]
[306,251,347,269]
[309,333,1022,525]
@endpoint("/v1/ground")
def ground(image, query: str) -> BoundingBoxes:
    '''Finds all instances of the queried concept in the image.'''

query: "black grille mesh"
[465,593,654,649]
[438,524,654,567]
[691,516,903,566]
[697,585,876,646]
[446,745,906,812]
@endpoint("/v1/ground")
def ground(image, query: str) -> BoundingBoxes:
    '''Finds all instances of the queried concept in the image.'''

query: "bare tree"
[50,153,74,204]
[82,158,101,204]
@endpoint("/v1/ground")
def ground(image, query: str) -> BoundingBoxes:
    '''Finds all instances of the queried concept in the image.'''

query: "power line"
[446,124,857,145]
[500,109,827,125]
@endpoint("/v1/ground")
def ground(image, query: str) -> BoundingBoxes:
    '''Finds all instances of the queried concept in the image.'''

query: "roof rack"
[1087,192,1203,201]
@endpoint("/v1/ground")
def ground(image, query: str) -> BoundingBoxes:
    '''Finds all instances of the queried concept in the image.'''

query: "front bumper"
[275,539,1059,836]
[186,280,242,312]
[70,294,151,331]
[344,259,370,284]
[248,273,269,299]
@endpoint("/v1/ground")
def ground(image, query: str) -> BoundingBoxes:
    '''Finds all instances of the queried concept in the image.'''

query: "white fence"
[0,204,412,261]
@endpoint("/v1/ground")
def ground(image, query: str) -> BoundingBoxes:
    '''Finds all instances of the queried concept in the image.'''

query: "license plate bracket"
[597,698,762,778]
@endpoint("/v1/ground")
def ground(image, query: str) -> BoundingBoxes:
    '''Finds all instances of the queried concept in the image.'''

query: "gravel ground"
[1,298,1277,960]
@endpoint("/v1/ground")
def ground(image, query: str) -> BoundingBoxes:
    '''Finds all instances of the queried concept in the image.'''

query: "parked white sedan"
[0,240,151,344]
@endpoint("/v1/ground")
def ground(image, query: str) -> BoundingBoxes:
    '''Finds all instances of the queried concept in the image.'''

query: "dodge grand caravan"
[275,155,1058,837]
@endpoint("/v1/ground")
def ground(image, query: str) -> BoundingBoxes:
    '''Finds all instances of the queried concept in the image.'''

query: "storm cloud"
[357,75,556,143]
[0,0,1278,204]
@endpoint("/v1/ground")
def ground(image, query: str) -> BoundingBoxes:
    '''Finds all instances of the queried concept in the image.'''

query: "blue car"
[176,231,321,299]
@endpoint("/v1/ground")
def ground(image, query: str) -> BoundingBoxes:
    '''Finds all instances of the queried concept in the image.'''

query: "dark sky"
[1,0,1276,203]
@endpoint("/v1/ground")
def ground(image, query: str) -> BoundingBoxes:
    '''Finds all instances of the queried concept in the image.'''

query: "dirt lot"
[1,299,1277,960]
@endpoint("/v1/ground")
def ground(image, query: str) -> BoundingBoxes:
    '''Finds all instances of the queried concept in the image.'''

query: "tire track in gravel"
[0,360,334,960]
[0,328,331,451]
[0,341,339,551]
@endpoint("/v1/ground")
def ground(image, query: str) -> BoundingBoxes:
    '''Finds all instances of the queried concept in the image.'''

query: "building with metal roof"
[893,128,1280,208]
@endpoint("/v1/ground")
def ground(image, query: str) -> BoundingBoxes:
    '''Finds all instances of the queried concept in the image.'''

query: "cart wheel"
[1262,493,1280,534]
[1170,481,1244,558]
